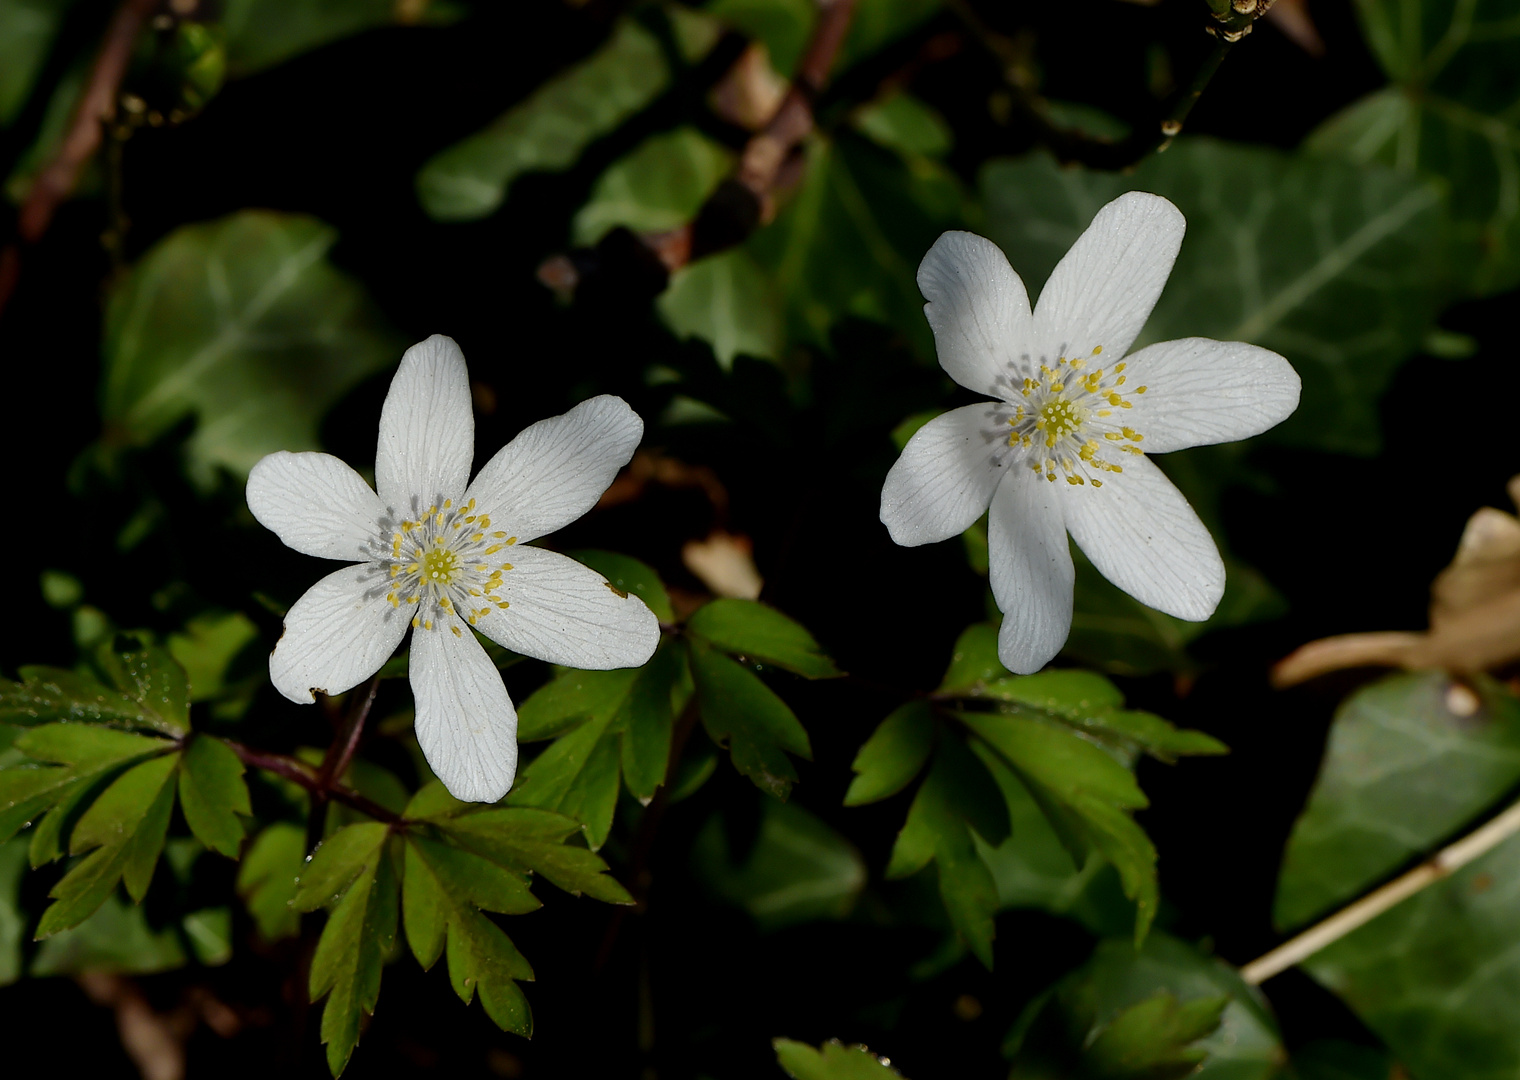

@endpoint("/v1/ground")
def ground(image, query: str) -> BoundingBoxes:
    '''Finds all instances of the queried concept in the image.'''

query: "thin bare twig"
[1239,793,1520,985]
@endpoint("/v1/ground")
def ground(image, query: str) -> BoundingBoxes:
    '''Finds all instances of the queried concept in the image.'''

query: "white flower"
[246,335,659,802]
[881,192,1300,675]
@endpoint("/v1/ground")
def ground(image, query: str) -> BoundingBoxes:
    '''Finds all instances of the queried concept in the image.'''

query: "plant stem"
[1239,794,1520,985]
[220,737,403,826]
[317,677,380,789]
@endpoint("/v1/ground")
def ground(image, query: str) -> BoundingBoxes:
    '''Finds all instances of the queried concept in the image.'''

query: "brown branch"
[0,0,159,317]
[220,737,404,826]
[538,0,860,300]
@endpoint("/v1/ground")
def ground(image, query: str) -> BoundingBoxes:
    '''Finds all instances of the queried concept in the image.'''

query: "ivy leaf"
[689,639,812,799]
[571,126,732,245]
[658,248,785,368]
[774,1037,906,1079]
[982,141,1445,455]
[176,736,251,858]
[101,211,400,486]
[886,737,1006,967]
[308,845,398,1077]
[1008,933,1282,1080]
[694,798,866,930]
[844,701,934,806]
[1308,0,1520,295]
[36,752,180,936]
[236,822,305,942]
[688,598,842,679]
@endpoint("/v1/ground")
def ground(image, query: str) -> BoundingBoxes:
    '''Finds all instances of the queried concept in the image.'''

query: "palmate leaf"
[687,598,843,679]
[0,632,191,736]
[690,639,813,800]
[774,1038,906,1079]
[845,701,934,806]
[177,734,251,858]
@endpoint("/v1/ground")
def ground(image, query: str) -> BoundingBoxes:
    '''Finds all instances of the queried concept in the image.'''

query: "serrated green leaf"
[938,623,1006,692]
[27,775,97,866]
[438,806,634,905]
[959,713,1146,810]
[571,126,732,245]
[845,701,934,806]
[67,750,177,854]
[982,141,1444,455]
[1307,0,1520,295]
[416,17,677,221]
[310,851,397,1077]
[92,633,190,735]
[406,835,539,916]
[618,637,683,801]
[568,550,675,624]
[506,708,622,850]
[13,724,172,769]
[236,822,304,942]
[294,822,390,913]
[515,667,638,743]
[1275,672,1520,930]
[774,1037,906,1079]
[167,610,259,703]
[688,598,841,679]
[177,736,250,858]
[101,211,400,486]
[1083,993,1229,1079]
[0,666,163,730]
[401,839,447,969]
[694,798,865,930]
[690,640,812,799]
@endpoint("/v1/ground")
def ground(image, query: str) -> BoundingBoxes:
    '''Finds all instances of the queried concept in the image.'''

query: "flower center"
[1005,347,1148,488]
[380,498,518,637]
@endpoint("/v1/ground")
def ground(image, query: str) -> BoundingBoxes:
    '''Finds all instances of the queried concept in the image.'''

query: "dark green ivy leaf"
[688,598,842,679]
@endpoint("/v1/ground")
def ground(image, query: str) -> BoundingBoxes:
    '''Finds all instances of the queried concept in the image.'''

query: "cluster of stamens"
[1004,346,1148,487]
[380,497,517,638]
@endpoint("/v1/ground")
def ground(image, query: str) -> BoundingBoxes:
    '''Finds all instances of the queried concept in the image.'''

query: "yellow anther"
[1067,476,1084,485]
[493,531,506,538]
[507,537,517,545]
[1116,376,1126,386]
[435,511,444,525]
[1046,472,1057,482]
[412,616,420,628]
[501,562,513,570]
[1114,361,1124,371]
[444,499,452,508]
[1105,432,1122,441]
[406,563,419,573]
[465,515,476,523]
[1093,346,1103,355]
[467,616,476,626]
[1098,410,1112,417]
[454,624,464,635]
[1123,427,1143,442]
[471,532,485,542]
[1071,358,1085,369]
[1108,393,1123,405]
[425,620,433,631]
[1136,386,1147,394]
[1050,382,1064,393]
[1093,479,1103,488]
[498,601,510,609]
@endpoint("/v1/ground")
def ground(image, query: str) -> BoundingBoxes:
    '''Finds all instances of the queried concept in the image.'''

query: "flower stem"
[220,737,403,826]
[1240,793,1520,985]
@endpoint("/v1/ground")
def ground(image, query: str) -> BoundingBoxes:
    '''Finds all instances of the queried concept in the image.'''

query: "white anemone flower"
[881,192,1301,674]
[247,335,660,802]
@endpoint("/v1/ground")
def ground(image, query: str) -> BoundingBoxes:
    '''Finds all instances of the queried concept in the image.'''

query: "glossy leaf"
[844,701,934,806]
[1308,0,1520,295]
[92,633,191,735]
[938,623,1007,693]
[690,639,812,799]
[101,211,400,486]
[687,598,842,679]
[0,724,172,846]
[0,667,165,731]
[309,851,397,1076]
[774,1038,906,1080]
[982,141,1445,454]
[177,735,251,858]
[694,798,866,930]
[516,667,638,743]
[237,822,305,942]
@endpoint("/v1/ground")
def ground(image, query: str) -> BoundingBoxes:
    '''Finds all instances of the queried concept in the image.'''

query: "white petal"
[246,451,384,561]
[464,395,642,544]
[375,335,474,513]
[1032,191,1184,361]
[1061,454,1223,621]
[1119,338,1301,454]
[880,404,1007,546]
[269,564,410,703]
[988,467,1074,675]
[917,231,1033,396]
[476,545,659,669]
[411,620,518,803]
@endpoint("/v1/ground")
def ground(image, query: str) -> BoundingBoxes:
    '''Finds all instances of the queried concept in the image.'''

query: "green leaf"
[836,0,943,70]
[12,723,171,769]
[416,17,681,221]
[177,735,251,858]
[1307,0,1520,295]
[690,639,812,799]
[236,822,305,942]
[0,838,25,985]
[1274,672,1520,930]
[0,0,64,126]
[982,141,1445,454]
[220,0,452,75]
[167,610,259,703]
[506,706,622,850]
[0,724,172,846]
[853,92,952,158]
[516,667,638,743]
[1008,933,1282,1080]
[567,550,675,625]
[938,623,1007,693]
[432,804,634,905]
[694,798,865,930]
[774,1038,906,1079]
[36,752,181,935]
[687,598,842,679]
[29,891,188,976]
[309,849,397,1076]
[658,247,785,368]
[294,822,391,913]
[707,0,814,74]
[845,701,934,806]
[101,211,400,486]
[618,637,684,801]
[0,641,191,735]
[406,835,539,916]
[93,632,191,735]
[886,737,1005,967]
[571,126,732,244]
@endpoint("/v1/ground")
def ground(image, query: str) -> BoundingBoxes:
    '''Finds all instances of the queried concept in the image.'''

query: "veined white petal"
[1061,454,1223,621]
[247,451,384,561]
[464,395,642,544]
[917,231,1033,397]
[477,545,659,670]
[1032,191,1184,361]
[881,404,1007,546]
[375,335,474,513]
[988,467,1074,675]
[1119,338,1301,454]
[269,563,410,703]
[411,619,518,803]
